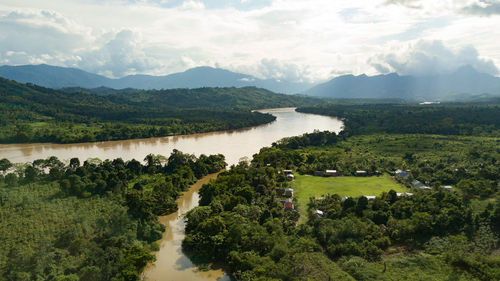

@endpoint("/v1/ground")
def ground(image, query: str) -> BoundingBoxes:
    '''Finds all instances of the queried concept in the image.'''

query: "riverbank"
[0,108,343,166]
[0,111,276,145]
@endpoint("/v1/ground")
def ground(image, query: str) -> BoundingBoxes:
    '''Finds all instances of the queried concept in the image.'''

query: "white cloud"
[78,30,160,77]
[384,0,422,9]
[0,0,498,81]
[229,58,312,82]
[0,10,91,66]
[238,77,255,82]
[180,1,204,10]
[257,59,311,82]
[368,40,499,76]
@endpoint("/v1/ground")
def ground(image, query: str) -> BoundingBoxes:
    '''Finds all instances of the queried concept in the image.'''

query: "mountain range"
[1,64,500,100]
[0,64,313,94]
[305,65,500,100]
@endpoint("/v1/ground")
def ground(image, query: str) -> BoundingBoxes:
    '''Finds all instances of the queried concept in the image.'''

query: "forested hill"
[61,86,320,110]
[0,78,319,144]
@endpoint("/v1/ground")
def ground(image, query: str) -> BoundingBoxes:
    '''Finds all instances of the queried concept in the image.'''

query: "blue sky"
[0,0,499,82]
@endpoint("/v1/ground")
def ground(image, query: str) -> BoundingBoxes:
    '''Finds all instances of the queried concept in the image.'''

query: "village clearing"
[292,174,408,223]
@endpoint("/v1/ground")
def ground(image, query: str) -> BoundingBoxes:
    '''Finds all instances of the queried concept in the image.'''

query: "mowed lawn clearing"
[292,174,408,222]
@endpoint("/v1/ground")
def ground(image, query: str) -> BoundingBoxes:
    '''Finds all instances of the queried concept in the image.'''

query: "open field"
[292,174,408,221]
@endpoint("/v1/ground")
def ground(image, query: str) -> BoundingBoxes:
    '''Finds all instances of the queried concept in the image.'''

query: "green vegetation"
[293,175,407,222]
[0,182,138,280]
[259,132,500,199]
[0,77,321,144]
[0,151,226,280]
[297,103,500,137]
[3,90,500,280]
[183,126,500,280]
[293,174,406,199]
[338,253,480,281]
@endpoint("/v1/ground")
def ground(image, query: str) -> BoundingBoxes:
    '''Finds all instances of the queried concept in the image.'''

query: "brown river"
[0,108,343,281]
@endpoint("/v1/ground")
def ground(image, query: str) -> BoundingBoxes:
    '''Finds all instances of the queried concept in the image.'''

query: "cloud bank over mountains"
[0,0,499,82]
[78,30,160,78]
[369,40,499,76]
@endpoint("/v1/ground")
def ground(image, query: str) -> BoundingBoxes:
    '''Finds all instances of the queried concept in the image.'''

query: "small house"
[286,173,295,180]
[411,180,424,188]
[283,198,294,210]
[363,195,376,200]
[325,170,338,177]
[283,169,293,175]
[395,169,410,179]
[412,180,431,190]
[341,196,349,202]
[313,209,324,217]
[396,192,414,197]
[284,188,294,197]
[443,185,452,191]
[356,170,368,176]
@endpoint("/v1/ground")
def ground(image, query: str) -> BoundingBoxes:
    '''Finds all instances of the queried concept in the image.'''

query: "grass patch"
[292,174,407,222]
[340,253,476,281]
[470,196,499,214]
[292,252,355,281]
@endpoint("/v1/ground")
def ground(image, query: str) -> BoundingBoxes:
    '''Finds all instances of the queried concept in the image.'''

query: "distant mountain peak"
[185,66,217,72]
[182,66,248,77]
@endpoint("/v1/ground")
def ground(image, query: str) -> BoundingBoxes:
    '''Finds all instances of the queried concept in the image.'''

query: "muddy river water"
[0,108,342,166]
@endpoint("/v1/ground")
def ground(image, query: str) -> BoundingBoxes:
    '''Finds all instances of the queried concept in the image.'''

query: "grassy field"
[292,174,408,221]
